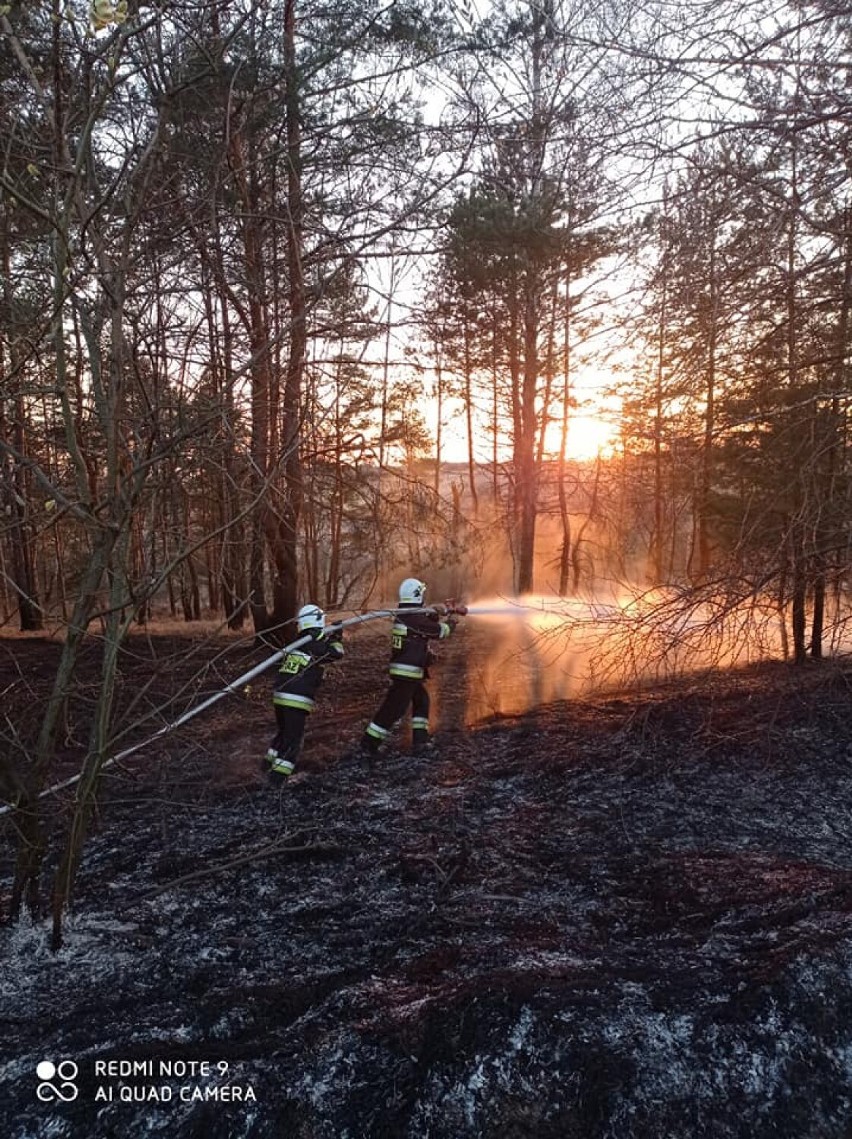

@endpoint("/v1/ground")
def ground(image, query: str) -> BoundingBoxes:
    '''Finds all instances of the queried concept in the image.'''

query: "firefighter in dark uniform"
[359,577,464,757]
[264,604,344,781]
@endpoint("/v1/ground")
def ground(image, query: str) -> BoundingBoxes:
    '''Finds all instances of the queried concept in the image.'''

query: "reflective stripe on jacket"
[388,608,453,680]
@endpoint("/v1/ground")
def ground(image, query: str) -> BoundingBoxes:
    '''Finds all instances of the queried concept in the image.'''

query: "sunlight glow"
[436,399,621,464]
[558,413,618,461]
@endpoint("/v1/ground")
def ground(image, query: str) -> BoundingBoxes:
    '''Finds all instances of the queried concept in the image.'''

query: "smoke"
[457,589,800,724]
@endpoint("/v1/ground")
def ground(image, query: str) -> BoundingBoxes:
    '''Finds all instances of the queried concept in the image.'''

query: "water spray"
[460,597,624,623]
[463,604,550,617]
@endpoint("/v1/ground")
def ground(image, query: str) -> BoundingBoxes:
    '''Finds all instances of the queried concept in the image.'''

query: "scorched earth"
[2,621,852,1137]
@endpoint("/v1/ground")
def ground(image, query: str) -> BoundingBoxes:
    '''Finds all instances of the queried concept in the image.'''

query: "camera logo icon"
[36,1060,79,1102]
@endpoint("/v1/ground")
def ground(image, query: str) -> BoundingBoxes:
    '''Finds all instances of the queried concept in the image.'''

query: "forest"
[4,0,852,1132]
[3,0,850,642]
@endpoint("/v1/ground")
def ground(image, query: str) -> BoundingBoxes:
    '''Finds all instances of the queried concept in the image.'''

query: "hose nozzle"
[442,599,468,617]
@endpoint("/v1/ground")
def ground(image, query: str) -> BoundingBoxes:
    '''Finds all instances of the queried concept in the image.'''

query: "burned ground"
[3,623,852,1137]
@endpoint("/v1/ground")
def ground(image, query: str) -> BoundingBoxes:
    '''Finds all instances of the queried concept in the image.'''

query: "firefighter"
[357,577,464,758]
[264,604,344,781]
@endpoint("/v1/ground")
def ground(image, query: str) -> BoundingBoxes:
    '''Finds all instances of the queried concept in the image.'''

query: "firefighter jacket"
[273,628,344,714]
[388,607,455,682]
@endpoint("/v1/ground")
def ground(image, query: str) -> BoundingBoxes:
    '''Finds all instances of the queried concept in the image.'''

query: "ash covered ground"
[3,621,852,1137]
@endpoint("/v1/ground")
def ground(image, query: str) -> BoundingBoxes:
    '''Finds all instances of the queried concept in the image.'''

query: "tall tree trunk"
[434,357,443,507]
[227,114,275,634]
[272,0,306,631]
[652,190,669,585]
[791,538,807,665]
[810,555,825,660]
[516,278,540,594]
[463,317,479,517]
[696,240,717,580]
[812,204,852,657]
[557,269,573,596]
[0,239,43,631]
[786,121,807,665]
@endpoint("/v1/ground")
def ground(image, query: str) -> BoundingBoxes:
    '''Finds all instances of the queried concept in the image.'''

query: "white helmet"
[398,577,427,606]
[297,604,325,632]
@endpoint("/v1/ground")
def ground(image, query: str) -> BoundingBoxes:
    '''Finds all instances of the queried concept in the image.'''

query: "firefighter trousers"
[363,677,430,752]
[271,704,309,763]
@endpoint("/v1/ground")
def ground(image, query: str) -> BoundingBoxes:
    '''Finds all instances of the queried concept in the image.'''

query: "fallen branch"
[125,832,347,906]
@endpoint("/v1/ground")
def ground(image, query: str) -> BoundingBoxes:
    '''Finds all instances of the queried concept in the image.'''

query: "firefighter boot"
[411,727,434,756]
[269,752,296,782]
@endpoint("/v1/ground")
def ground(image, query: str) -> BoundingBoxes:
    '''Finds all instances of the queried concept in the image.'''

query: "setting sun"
[558,412,619,461]
[435,393,621,464]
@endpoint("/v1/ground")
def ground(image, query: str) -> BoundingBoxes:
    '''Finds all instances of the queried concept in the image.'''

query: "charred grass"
[2,628,852,1136]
